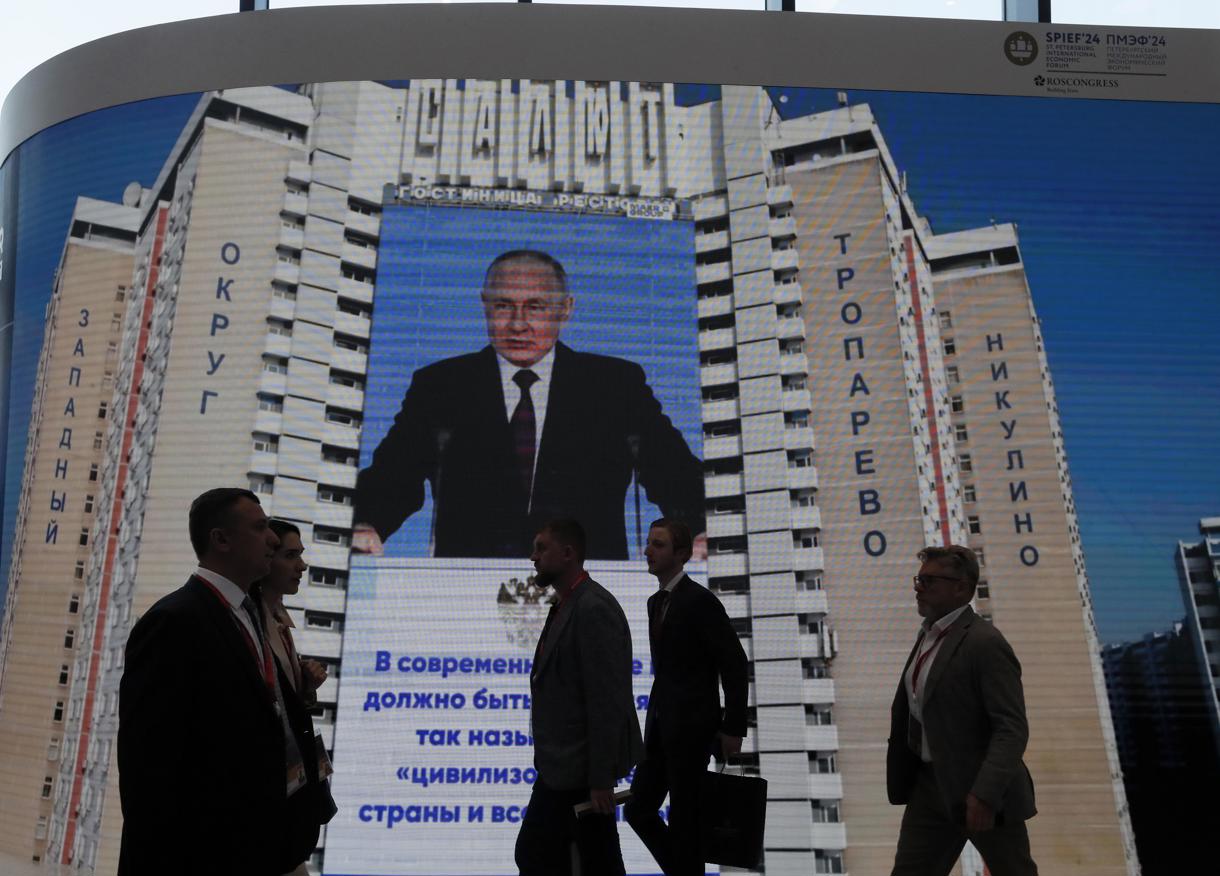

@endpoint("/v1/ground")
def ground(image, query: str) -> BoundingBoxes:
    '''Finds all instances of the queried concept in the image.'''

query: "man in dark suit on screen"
[352,249,705,560]
[625,518,748,876]
[887,545,1038,875]
[117,488,325,876]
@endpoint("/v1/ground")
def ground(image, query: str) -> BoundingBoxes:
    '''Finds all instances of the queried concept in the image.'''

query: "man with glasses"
[887,545,1038,876]
[352,248,704,560]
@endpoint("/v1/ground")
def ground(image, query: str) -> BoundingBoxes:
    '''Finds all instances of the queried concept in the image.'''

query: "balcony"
[696,262,731,286]
[810,821,848,850]
[705,472,744,499]
[273,260,300,286]
[767,184,794,208]
[769,215,797,240]
[718,592,750,619]
[337,276,374,305]
[296,628,342,661]
[283,190,309,217]
[772,248,800,273]
[805,724,839,751]
[707,551,748,579]
[312,677,339,704]
[253,409,284,435]
[697,293,733,320]
[782,387,812,413]
[305,543,350,571]
[280,226,305,251]
[692,194,728,221]
[259,370,288,396]
[322,420,361,450]
[791,504,821,531]
[695,229,730,255]
[334,311,371,340]
[706,511,745,539]
[776,313,806,341]
[326,382,365,412]
[330,347,368,375]
[787,465,818,491]
[803,677,836,704]
[698,327,736,353]
[316,723,335,749]
[779,349,806,375]
[702,398,740,424]
[341,241,378,271]
[774,279,803,306]
[805,775,844,805]
[318,461,358,490]
[784,425,814,452]
[793,546,824,571]
[700,362,738,387]
[798,633,832,660]
[346,210,381,239]
[313,500,355,528]
[269,295,296,322]
[286,160,311,186]
[703,434,742,460]
[249,450,279,477]
[304,584,347,615]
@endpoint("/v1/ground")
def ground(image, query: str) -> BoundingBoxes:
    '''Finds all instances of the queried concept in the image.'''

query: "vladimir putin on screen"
[353,249,705,560]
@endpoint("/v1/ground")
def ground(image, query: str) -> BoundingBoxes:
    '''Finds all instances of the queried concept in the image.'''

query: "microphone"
[428,428,451,556]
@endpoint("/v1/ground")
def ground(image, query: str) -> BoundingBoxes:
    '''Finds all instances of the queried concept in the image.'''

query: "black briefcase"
[699,767,767,868]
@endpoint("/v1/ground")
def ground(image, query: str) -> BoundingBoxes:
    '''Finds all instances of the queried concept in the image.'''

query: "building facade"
[1174,517,1220,759]
[0,81,1135,875]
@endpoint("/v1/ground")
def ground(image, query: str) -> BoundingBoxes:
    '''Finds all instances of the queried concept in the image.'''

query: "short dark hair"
[268,519,301,542]
[649,517,693,562]
[483,249,568,296]
[918,545,980,593]
[540,518,586,563]
[188,488,260,559]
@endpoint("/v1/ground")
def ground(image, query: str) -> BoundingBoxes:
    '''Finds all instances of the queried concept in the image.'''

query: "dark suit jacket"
[117,578,321,876]
[644,575,749,752]
[529,577,644,790]
[354,342,704,559]
[886,606,1037,825]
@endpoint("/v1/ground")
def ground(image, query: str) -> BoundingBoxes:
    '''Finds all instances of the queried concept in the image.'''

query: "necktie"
[511,369,539,497]
[240,596,274,690]
[650,591,670,648]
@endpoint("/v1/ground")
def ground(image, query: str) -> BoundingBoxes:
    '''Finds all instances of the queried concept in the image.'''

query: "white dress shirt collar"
[922,603,970,637]
[662,570,685,593]
[194,565,247,609]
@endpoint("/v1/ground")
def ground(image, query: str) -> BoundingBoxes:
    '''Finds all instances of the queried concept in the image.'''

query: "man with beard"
[515,519,643,875]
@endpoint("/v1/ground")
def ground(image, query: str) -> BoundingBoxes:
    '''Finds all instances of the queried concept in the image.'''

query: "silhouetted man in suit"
[117,488,321,876]
[352,249,705,560]
[887,545,1038,876]
[515,519,643,876]
[625,518,748,876]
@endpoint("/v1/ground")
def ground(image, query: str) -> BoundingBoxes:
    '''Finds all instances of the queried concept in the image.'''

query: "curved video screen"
[1,14,1218,876]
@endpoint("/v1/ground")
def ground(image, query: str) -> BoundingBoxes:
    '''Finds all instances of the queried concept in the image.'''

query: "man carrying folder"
[515,519,643,876]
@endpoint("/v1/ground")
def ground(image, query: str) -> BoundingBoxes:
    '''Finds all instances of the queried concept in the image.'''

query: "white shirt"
[194,565,265,664]
[658,570,685,623]
[904,603,969,762]
[496,347,556,497]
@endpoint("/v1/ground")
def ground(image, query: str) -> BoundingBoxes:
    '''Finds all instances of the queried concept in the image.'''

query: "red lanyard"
[196,577,277,699]
[911,626,951,697]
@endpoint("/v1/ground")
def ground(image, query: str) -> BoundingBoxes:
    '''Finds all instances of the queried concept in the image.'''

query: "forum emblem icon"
[1005,31,1039,66]
[1034,75,1046,86]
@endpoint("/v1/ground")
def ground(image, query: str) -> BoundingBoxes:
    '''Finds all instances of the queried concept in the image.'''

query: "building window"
[88,464,99,482]
[946,365,960,384]
[93,431,103,450]
[257,394,284,413]
[248,476,274,496]
[974,547,986,567]
[939,310,952,329]
[968,515,982,535]
[252,433,279,454]
[58,664,70,685]
[52,702,64,722]
[942,337,956,356]
[84,495,95,514]
[950,395,964,414]
[977,581,990,599]
[79,528,89,547]
[74,561,85,580]
[40,776,53,799]
[959,453,973,473]
[262,356,289,374]
[64,629,76,649]
[97,401,109,419]
[68,594,80,614]
[954,424,968,443]
[267,318,294,337]
[811,754,837,774]
[963,484,976,503]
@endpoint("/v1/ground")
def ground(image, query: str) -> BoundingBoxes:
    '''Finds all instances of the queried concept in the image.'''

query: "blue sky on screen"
[361,204,701,559]
[3,84,1218,642]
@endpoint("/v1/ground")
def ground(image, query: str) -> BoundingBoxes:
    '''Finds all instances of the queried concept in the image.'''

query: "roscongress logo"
[1005,31,1039,66]
[1034,76,1045,86]
[1035,75,1120,89]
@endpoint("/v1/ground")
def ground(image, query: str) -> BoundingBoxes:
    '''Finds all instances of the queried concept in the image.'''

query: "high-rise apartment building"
[1175,517,1220,758]
[0,81,1136,875]
[0,197,137,865]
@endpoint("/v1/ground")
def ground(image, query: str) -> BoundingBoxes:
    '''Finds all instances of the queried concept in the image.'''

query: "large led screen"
[1,15,1218,876]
